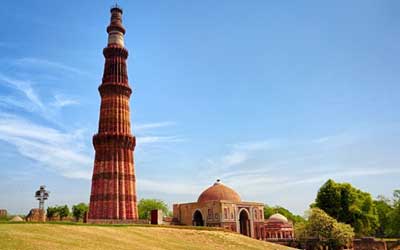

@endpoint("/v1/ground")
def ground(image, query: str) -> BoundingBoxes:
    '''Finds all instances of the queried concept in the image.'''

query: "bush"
[137,199,169,220]
[72,203,88,222]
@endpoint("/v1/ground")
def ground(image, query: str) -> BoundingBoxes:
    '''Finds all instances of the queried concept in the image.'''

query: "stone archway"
[193,210,204,226]
[239,209,250,237]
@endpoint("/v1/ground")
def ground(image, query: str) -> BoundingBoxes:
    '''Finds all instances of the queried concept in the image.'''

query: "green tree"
[295,208,354,250]
[264,205,275,219]
[314,179,341,217]
[374,195,393,237]
[137,199,169,220]
[315,179,378,236]
[264,205,305,224]
[57,205,70,221]
[387,190,400,237]
[72,203,89,222]
[46,206,58,220]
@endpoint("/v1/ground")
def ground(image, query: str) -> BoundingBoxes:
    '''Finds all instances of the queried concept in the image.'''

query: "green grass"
[0,223,298,250]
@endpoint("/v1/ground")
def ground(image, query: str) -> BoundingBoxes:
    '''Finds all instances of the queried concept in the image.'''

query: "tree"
[72,203,88,222]
[386,190,400,237]
[295,208,354,250]
[374,196,393,237]
[315,179,378,236]
[264,205,305,224]
[57,205,70,221]
[137,199,169,220]
[314,180,341,218]
[46,206,58,220]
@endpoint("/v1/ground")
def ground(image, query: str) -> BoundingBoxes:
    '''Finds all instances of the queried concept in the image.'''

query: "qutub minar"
[88,5,138,223]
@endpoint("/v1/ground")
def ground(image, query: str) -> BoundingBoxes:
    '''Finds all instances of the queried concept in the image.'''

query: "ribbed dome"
[197,180,241,203]
[269,213,288,223]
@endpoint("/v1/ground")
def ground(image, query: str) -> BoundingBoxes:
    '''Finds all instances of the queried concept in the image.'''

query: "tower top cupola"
[107,4,126,47]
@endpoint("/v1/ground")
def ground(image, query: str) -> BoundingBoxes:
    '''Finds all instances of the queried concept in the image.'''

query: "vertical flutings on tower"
[88,5,138,223]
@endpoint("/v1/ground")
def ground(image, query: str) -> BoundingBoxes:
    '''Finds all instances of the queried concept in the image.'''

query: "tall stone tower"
[88,5,138,223]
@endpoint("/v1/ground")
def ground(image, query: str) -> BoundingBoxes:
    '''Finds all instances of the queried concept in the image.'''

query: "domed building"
[173,180,265,238]
[264,213,294,240]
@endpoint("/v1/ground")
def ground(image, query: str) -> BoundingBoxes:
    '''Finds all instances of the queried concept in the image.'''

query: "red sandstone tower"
[88,5,138,223]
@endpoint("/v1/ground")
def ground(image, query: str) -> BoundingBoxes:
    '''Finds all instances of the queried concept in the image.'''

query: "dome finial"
[215,179,221,185]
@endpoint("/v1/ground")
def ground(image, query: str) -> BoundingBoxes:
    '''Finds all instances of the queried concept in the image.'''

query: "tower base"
[86,219,140,224]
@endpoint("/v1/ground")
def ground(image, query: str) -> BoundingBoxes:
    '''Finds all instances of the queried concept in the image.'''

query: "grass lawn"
[0,223,297,250]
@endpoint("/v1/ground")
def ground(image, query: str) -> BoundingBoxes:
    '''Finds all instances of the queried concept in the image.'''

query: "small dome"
[197,180,241,203]
[269,213,288,223]
[10,216,23,222]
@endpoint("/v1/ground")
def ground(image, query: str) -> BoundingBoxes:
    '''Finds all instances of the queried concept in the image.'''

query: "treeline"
[264,205,305,224]
[45,199,171,222]
[47,203,88,221]
[286,179,400,239]
[314,179,400,238]
[262,179,400,249]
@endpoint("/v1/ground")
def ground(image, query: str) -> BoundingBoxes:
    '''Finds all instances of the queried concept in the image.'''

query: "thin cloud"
[222,167,400,198]
[206,140,279,172]
[0,73,81,124]
[289,168,400,187]
[202,133,400,201]
[14,57,87,75]
[0,96,35,111]
[231,140,280,151]
[51,94,79,108]
[0,73,44,110]
[134,121,184,146]
[0,115,92,179]
[134,121,176,131]
[312,133,356,147]
[137,136,184,144]
[221,151,248,167]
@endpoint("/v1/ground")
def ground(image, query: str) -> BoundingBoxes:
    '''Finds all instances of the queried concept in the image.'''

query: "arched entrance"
[193,210,204,226]
[239,209,250,237]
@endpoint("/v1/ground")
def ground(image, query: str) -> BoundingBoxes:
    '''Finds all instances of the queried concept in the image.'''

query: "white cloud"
[134,121,175,132]
[0,73,82,125]
[200,133,400,204]
[312,133,356,147]
[221,151,248,167]
[133,122,183,146]
[231,140,279,151]
[206,140,279,173]
[14,57,87,75]
[289,168,400,187]
[0,96,35,111]
[137,136,184,144]
[0,115,92,179]
[0,73,44,110]
[51,94,79,108]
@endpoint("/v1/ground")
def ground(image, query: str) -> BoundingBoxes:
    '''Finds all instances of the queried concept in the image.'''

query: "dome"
[197,180,241,203]
[269,213,288,223]
[10,216,23,222]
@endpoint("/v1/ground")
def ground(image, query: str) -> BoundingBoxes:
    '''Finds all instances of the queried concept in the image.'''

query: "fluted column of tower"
[88,5,138,223]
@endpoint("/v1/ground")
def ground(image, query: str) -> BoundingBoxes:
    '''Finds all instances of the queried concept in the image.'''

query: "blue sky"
[0,0,399,215]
